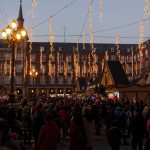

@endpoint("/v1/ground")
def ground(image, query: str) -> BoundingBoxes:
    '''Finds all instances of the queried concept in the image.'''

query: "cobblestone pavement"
[25,127,134,150]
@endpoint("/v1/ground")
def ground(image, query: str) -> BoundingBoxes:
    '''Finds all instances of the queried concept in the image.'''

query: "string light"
[49,16,54,59]
[89,4,94,50]
[29,26,32,69]
[64,56,68,79]
[138,18,145,74]
[4,60,7,75]
[48,59,53,77]
[105,50,109,61]
[28,0,37,17]
[144,0,150,18]
[100,0,103,20]
[116,34,120,61]
[57,52,59,77]
[40,47,43,69]
[82,27,86,50]
[131,47,134,78]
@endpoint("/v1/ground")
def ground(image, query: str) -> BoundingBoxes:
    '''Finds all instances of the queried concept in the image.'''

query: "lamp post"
[30,69,38,96]
[1,20,27,103]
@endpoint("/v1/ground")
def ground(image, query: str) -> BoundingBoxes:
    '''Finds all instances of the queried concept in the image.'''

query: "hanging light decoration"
[89,4,94,50]
[57,52,60,77]
[4,60,7,75]
[101,59,104,70]
[131,47,134,79]
[49,16,54,59]
[48,59,53,78]
[116,34,120,61]
[29,26,32,70]
[144,0,150,18]
[40,47,43,69]
[138,18,145,74]
[24,56,28,78]
[28,0,37,17]
[82,27,86,50]
[100,0,103,20]
[64,56,68,79]
[105,50,109,61]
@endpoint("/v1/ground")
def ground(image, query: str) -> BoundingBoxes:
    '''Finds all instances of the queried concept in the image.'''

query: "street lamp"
[1,19,27,103]
[30,69,38,95]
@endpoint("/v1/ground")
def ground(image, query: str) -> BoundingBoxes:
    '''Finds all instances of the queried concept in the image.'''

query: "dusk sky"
[0,0,149,44]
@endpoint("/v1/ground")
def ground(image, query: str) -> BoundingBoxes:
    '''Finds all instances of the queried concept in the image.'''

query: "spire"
[17,0,24,29]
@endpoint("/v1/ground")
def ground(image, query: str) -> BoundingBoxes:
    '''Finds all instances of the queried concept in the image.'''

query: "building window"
[42,54,46,62]
[16,53,21,60]
[60,64,63,73]
[68,65,72,73]
[59,54,63,62]
[5,53,11,60]
[40,77,45,84]
[67,77,72,84]
[4,76,10,84]
[111,55,116,61]
[15,64,22,73]
[110,47,115,52]
[81,54,87,62]
[31,54,36,62]
[58,76,63,84]
[67,54,72,62]
[49,77,55,83]
[15,76,22,84]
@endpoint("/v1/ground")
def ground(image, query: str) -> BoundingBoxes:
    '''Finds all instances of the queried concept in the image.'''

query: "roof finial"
[20,0,22,4]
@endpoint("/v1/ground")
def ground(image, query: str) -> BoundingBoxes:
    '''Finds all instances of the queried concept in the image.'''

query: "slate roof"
[107,61,129,85]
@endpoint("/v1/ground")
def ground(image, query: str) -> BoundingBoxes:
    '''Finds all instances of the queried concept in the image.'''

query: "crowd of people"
[0,96,149,150]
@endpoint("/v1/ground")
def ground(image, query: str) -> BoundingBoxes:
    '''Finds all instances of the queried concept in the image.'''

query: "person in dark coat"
[69,111,87,150]
[107,120,122,150]
[130,108,146,150]
[0,118,21,150]
[32,104,45,150]
[38,113,60,150]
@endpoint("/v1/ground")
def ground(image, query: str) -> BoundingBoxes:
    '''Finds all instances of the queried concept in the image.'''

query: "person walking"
[130,108,145,150]
[69,111,87,150]
[107,120,122,150]
[32,104,45,150]
[38,113,60,150]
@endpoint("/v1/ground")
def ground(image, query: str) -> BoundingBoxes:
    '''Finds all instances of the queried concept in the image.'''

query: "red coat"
[69,122,86,150]
[38,120,60,150]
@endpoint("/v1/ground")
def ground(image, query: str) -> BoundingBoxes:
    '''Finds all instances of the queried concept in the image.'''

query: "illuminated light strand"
[138,19,146,74]
[4,60,7,75]
[116,34,120,61]
[105,50,109,61]
[14,67,16,77]
[101,59,104,70]
[125,56,128,74]
[29,26,32,69]
[88,54,92,77]
[64,56,68,79]
[82,27,86,50]
[100,0,103,21]
[71,70,73,79]
[48,59,53,78]
[89,4,94,50]
[144,0,150,18]
[57,52,60,77]
[49,16,54,59]
[73,47,80,80]
[28,0,37,17]
[135,61,138,75]
[131,47,134,78]
[40,47,43,69]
